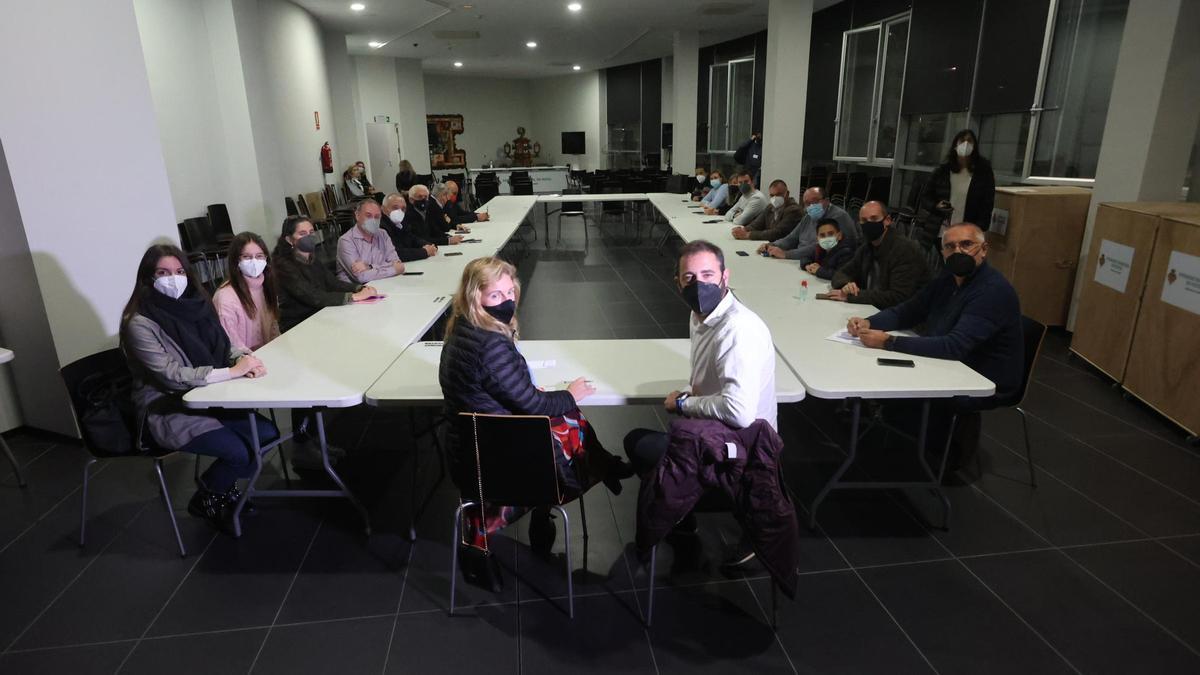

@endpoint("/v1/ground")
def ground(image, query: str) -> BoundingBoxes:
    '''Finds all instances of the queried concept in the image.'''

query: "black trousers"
[623,428,670,475]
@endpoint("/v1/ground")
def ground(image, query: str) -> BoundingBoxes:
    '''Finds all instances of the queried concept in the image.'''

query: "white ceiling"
[292,0,789,78]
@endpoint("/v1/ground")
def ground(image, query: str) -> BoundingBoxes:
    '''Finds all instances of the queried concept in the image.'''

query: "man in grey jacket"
[731,179,805,242]
[724,172,768,227]
[758,186,857,265]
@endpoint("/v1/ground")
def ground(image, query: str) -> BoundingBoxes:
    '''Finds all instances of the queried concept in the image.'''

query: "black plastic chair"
[449,413,589,618]
[61,349,186,557]
[511,179,535,196]
[284,196,300,217]
[982,316,1046,487]
[556,188,589,246]
[206,203,235,244]
[414,173,435,189]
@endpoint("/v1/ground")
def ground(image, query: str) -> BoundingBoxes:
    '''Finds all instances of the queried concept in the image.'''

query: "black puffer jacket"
[273,250,362,332]
[439,318,577,480]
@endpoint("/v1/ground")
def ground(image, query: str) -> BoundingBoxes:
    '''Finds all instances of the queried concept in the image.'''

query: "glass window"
[874,19,908,160]
[978,112,1032,177]
[607,123,640,153]
[708,58,755,152]
[901,111,972,168]
[836,27,879,159]
[1031,0,1128,178]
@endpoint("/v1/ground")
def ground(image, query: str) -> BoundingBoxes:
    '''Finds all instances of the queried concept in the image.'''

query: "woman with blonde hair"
[439,256,633,590]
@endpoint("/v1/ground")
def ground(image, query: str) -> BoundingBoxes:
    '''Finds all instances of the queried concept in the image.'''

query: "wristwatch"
[884,335,897,351]
[675,393,690,414]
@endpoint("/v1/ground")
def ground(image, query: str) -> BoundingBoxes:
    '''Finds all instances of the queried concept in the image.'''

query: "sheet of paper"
[990,207,1009,237]
[1094,238,1135,293]
[826,329,862,346]
[1161,250,1200,316]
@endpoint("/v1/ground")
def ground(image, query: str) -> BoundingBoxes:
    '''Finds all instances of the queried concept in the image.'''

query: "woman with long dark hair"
[922,128,996,230]
[120,244,278,530]
[213,232,280,352]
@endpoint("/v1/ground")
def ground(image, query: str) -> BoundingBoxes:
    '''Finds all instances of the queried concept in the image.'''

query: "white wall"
[326,31,366,177]
[761,0,812,190]
[530,72,604,171]
[395,59,431,174]
[0,0,180,434]
[424,75,537,168]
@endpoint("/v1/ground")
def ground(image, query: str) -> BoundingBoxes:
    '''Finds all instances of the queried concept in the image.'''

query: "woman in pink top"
[213,232,281,352]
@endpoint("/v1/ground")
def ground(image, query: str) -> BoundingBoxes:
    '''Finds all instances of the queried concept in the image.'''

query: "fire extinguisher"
[320,142,333,174]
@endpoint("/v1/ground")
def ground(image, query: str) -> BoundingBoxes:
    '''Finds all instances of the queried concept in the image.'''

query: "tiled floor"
[3,208,1200,673]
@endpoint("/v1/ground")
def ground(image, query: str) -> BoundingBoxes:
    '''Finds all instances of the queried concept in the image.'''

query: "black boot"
[222,486,256,516]
[187,488,229,532]
[458,544,504,593]
[528,507,556,556]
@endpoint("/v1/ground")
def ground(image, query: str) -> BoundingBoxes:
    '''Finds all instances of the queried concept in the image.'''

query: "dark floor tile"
[1064,540,1200,653]
[645,581,794,673]
[14,506,216,649]
[966,550,1200,673]
[1079,432,1200,503]
[147,506,323,636]
[121,628,267,675]
[520,594,654,674]
[0,642,132,675]
[750,572,932,674]
[930,484,1047,556]
[252,616,393,675]
[1162,534,1200,566]
[398,527,519,613]
[600,301,656,329]
[859,559,1074,674]
[384,604,519,674]
[810,492,949,568]
[0,444,94,547]
[274,526,411,624]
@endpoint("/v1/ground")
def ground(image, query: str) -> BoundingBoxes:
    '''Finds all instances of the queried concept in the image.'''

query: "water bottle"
[798,279,809,302]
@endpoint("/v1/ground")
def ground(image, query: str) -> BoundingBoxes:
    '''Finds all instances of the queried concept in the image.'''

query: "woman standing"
[923,129,996,230]
[121,245,276,531]
[439,257,633,590]
[213,232,280,352]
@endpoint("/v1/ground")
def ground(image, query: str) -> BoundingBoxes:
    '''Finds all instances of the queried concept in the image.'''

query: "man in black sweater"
[444,180,491,226]
[827,201,930,308]
[404,184,463,247]
[381,193,438,261]
[848,222,1024,481]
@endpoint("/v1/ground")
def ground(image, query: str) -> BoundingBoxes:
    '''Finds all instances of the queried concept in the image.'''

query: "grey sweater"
[771,203,858,265]
[724,190,769,227]
[123,314,245,450]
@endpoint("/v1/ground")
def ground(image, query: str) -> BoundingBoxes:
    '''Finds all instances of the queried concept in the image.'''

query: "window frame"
[832,13,911,166]
[707,56,756,154]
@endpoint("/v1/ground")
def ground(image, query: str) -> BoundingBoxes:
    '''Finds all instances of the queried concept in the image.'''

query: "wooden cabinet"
[1123,209,1200,438]
[985,186,1091,326]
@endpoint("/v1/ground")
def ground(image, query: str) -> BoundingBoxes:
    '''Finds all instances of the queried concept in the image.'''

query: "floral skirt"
[460,409,604,549]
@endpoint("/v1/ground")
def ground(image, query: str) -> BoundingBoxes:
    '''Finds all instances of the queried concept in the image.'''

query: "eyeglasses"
[942,240,982,253]
[239,254,268,261]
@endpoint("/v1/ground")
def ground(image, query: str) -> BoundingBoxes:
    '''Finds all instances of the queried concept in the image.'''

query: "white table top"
[184,290,450,409]
[365,338,807,407]
[733,287,995,400]
[0,348,12,365]
[537,193,648,203]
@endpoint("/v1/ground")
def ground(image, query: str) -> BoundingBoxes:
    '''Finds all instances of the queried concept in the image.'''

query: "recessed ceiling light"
[526,41,538,48]
[572,65,581,71]
[567,3,582,12]
[350,3,365,11]
[368,41,383,48]
[453,61,464,68]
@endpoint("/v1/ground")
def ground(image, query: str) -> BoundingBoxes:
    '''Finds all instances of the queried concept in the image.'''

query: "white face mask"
[388,209,405,226]
[362,217,381,234]
[153,274,188,299]
[769,196,784,209]
[955,141,974,157]
[818,236,839,251]
[238,258,267,278]
[696,174,706,183]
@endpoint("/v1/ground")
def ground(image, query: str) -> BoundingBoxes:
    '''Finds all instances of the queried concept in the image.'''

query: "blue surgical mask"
[805,203,825,220]
[710,178,722,188]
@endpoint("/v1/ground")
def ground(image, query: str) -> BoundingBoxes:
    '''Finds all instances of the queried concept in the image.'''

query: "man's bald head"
[942,222,985,245]
[859,201,888,221]
[381,193,406,214]
[446,180,460,195]
[802,186,827,207]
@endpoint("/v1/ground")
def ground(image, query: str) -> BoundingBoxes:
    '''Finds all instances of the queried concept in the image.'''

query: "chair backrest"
[601,186,625,212]
[206,203,234,238]
[508,170,530,183]
[561,187,584,213]
[296,194,310,216]
[182,216,218,251]
[60,348,145,458]
[414,173,434,188]
[303,191,328,221]
[456,413,564,506]
[284,196,300,217]
[511,179,534,196]
[476,181,500,206]
[1008,315,1047,406]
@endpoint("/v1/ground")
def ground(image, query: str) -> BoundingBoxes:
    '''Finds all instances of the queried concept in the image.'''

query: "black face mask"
[861,219,886,242]
[412,198,427,210]
[294,234,317,254]
[681,281,724,316]
[946,252,977,277]
[483,299,516,324]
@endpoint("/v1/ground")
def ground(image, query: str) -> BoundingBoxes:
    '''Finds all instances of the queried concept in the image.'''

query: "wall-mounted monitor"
[561,131,586,155]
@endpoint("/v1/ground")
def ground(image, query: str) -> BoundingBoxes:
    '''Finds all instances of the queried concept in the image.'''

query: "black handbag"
[76,371,139,456]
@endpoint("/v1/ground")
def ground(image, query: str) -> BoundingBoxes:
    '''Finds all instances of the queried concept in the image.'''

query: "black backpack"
[63,349,142,457]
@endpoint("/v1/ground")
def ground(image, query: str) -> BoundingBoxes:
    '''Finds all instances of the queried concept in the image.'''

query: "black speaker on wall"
[662,123,673,149]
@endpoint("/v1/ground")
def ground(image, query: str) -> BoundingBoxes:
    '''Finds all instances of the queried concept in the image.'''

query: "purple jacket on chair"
[636,418,801,598]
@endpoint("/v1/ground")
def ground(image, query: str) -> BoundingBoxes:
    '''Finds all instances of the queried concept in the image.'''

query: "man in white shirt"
[723,172,769,228]
[623,240,778,568]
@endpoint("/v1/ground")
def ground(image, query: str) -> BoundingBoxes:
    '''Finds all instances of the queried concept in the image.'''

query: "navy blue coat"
[867,261,1023,406]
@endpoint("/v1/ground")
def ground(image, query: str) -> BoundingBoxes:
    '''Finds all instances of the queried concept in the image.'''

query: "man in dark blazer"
[404,184,463,247]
